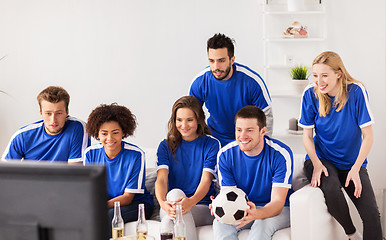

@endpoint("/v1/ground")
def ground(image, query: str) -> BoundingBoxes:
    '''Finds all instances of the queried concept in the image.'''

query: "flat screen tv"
[0,161,109,240]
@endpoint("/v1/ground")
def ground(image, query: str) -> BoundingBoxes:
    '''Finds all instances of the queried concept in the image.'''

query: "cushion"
[145,168,160,221]
[292,154,309,191]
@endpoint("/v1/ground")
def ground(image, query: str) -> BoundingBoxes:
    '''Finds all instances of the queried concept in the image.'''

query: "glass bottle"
[174,205,186,240]
[136,203,148,240]
[160,216,174,240]
[112,201,124,239]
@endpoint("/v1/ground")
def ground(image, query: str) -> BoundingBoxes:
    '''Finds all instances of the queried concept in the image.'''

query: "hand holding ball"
[211,187,249,225]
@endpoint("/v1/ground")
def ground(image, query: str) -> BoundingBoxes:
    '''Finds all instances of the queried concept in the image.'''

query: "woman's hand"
[345,167,362,198]
[179,197,195,214]
[311,162,329,187]
[160,200,177,220]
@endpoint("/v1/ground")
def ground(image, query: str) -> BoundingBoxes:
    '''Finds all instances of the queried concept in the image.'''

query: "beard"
[211,64,232,80]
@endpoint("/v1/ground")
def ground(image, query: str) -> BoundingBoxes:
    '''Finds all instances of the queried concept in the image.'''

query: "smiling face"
[40,100,68,135]
[98,121,123,159]
[176,107,199,141]
[208,48,235,81]
[235,117,266,157]
[312,63,342,96]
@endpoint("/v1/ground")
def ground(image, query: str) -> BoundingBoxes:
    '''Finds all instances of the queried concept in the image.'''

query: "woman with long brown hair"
[155,96,220,240]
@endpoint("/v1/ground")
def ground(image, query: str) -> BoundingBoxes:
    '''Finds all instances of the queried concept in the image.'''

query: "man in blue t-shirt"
[213,106,293,240]
[190,33,273,146]
[2,86,90,163]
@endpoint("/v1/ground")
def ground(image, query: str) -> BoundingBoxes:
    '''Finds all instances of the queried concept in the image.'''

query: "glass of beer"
[160,218,173,240]
[160,232,173,240]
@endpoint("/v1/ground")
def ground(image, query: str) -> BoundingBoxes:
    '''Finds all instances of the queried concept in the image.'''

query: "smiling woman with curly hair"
[84,103,153,236]
[86,103,137,139]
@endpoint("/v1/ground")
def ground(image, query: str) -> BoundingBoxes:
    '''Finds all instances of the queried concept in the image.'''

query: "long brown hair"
[167,96,211,155]
[313,51,360,116]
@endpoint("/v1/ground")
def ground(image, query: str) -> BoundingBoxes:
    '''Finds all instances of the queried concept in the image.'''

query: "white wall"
[0,0,384,191]
[0,0,264,150]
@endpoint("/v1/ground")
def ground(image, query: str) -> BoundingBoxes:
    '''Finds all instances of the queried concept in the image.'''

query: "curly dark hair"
[86,103,137,139]
[207,33,235,58]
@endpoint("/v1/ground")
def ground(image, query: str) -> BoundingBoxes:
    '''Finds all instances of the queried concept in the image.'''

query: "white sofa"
[124,149,350,240]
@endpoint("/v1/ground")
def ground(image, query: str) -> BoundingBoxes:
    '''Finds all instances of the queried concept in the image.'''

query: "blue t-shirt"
[189,62,272,146]
[84,141,153,206]
[2,116,90,163]
[299,83,374,170]
[156,135,220,205]
[218,136,293,207]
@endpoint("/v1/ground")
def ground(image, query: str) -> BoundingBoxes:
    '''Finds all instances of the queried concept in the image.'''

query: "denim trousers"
[212,206,290,240]
[304,159,383,240]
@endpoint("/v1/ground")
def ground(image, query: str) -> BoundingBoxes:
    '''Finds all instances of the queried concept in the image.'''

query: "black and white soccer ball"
[211,186,249,225]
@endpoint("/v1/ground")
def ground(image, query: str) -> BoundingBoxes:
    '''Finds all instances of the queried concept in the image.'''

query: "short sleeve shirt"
[84,141,153,206]
[2,116,90,163]
[156,135,220,205]
[189,62,271,146]
[217,136,293,206]
[299,83,374,170]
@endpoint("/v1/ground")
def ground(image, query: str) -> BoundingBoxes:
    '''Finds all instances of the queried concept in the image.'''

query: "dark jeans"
[304,159,382,240]
[108,201,154,237]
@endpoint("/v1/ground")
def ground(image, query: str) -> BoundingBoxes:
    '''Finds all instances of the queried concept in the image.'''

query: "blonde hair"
[312,51,360,117]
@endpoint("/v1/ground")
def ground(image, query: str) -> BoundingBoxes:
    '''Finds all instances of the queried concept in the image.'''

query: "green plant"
[290,64,310,80]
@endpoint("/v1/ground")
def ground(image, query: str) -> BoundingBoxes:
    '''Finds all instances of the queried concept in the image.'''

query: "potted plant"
[290,64,310,94]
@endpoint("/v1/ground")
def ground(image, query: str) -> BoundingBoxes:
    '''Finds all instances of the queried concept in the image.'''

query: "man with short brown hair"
[2,86,90,163]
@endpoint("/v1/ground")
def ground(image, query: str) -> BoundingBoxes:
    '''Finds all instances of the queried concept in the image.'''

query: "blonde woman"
[299,51,382,240]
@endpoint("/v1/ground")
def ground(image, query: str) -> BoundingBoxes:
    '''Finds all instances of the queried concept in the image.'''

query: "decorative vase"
[292,79,309,95]
[288,0,304,11]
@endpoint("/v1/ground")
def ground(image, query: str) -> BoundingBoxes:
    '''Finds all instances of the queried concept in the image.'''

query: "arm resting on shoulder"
[237,187,288,229]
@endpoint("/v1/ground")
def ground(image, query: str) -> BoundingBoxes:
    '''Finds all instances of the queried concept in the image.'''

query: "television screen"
[0,161,109,240]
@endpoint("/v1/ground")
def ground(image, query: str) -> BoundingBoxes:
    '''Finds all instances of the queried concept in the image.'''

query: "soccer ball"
[211,186,249,225]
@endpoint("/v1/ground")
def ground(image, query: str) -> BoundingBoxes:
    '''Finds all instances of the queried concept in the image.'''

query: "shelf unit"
[262,0,326,140]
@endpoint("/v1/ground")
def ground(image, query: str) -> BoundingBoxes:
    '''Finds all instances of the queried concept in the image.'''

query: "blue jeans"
[213,206,290,240]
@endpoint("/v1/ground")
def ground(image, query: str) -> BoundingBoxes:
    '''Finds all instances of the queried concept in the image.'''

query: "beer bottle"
[173,205,186,240]
[136,203,148,240]
[112,201,124,239]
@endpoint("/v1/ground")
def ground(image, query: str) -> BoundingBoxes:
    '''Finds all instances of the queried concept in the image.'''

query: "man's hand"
[236,201,256,229]
[208,196,215,216]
